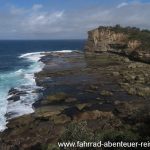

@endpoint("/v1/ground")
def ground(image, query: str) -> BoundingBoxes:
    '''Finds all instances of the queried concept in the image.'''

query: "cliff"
[85,25,150,63]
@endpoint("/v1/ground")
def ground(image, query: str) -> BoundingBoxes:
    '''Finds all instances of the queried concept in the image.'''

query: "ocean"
[0,40,85,131]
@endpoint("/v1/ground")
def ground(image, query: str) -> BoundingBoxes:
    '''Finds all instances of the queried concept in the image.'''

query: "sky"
[0,0,150,39]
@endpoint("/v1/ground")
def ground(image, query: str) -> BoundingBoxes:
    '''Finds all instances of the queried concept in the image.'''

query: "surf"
[0,52,45,131]
[0,50,74,132]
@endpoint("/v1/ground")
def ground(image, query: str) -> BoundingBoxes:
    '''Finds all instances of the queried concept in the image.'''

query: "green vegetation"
[95,130,140,142]
[60,121,139,142]
[57,121,141,150]
[60,121,94,143]
[45,144,60,150]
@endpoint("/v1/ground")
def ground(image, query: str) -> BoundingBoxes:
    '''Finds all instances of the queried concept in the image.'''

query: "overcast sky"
[0,0,150,39]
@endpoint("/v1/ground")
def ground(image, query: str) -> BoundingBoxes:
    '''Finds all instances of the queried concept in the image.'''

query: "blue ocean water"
[0,40,85,131]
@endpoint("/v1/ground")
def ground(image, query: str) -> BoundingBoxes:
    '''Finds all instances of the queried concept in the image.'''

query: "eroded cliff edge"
[84,25,150,63]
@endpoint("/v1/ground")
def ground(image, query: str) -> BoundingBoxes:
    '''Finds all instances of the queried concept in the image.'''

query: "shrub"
[60,121,94,142]
[95,129,140,142]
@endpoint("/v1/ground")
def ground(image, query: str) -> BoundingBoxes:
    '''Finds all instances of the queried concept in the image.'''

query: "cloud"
[0,2,150,39]
[21,10,64,35]
[10,6,28,15]
[32,4,43,11]
[117,2,128,8]
[23,11,64,27]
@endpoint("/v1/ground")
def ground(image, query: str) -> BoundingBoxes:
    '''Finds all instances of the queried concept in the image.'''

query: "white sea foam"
[52,50,73,53]
[0,50,74,132]
[19,52,45,61]
[0,52,45,132]
[7,52,45,116]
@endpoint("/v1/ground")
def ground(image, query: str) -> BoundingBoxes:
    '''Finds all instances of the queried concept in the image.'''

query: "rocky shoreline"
[0,50,149,149]
[0,26,150,150]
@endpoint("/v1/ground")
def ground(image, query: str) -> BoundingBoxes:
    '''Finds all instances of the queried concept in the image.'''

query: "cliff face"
[85,26,150,63]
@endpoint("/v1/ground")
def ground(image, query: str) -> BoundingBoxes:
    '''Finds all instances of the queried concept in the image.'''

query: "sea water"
[0,40,85,131]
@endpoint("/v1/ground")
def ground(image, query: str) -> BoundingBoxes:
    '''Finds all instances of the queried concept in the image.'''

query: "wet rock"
[7,95,20,101]
[65,97,77,103]
[137,87,150,97]
[113,100,148,124]
[5,112,18,119]
[135,75,145,83]
[114,100,121,105]
[42,92,68,104]
[35,111,60,121]
[8,88,27,95]
[127,63,144,69]
[89,85,99,90]
[112,72,120,76]
[32,88,44,93]
[121,83,150,97]
[6,114,34,129]
[7,88,27,102]
[100,90,113,96]
[131,51,150,63]
[128,87,137,95]
[75,103,92,110]
[8,88,19,95]
[128,63,137,69]
[35,105,68,120]
[52,114,71,124]
[123,58,130,63]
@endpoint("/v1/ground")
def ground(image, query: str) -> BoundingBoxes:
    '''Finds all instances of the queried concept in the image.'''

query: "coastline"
[0,50,76,131]
[0,52,46,132]
[0,49,150,149]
